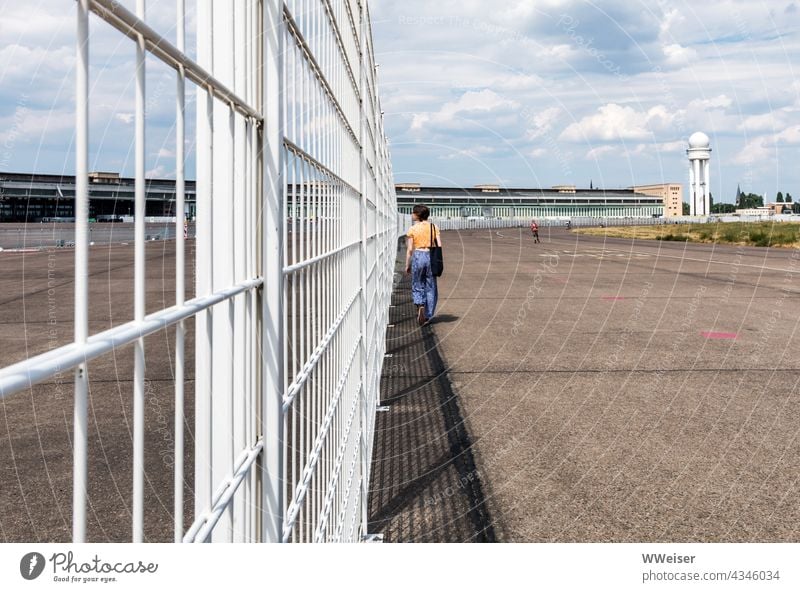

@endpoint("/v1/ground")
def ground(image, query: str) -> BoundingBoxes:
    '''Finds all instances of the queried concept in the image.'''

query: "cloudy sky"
[1,1,798,203]
[0,1,196,181]
[371,0,800,202]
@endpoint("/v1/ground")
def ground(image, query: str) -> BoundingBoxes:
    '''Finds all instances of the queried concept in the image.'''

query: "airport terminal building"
[1,172,674,223]
[0,172,196,222]
[396,183,673,219]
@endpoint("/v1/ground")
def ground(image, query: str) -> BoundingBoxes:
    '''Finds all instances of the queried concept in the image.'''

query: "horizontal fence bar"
[283,340,360,539]
[332,424,363,542]
[185,439,264,543]
[282,238,360,274]
[319,0,361,105]
[0,277,263,399]
[284,138,360,195]
[183,444,253,543]
[282,2,358,143]
[287,382,362,543]
[89,0,262,121]
[282,289,360,411]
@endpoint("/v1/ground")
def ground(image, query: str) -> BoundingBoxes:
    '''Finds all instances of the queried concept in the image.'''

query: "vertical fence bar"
[195,0,214,536]
[356,0,369,538]
[247,0,259,542]
[211,0,236,542]
[72,0,90,544]
[132,0,147,544]
[262,0,285,543]
[232,0,247,543]
[174,0,186,544]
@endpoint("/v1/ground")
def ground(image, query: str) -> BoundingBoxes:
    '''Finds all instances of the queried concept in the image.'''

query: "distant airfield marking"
[541,250,653,260]
[592,245,800,274]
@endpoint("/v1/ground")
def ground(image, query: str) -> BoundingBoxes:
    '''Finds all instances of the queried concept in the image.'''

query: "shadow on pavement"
[367,244,496,542]
[429,314,459,324]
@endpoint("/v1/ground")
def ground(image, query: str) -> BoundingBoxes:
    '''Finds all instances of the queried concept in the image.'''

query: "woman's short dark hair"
[412,204,430,220]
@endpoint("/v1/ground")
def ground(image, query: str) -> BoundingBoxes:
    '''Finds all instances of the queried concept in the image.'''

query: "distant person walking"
[405,204,441,326]
[530,219,540,243]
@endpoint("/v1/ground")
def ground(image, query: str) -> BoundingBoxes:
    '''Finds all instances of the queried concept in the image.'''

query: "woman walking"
[405,204,442,326]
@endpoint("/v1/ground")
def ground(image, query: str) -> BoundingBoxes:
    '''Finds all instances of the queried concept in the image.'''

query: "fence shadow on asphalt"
[367,247,496,542]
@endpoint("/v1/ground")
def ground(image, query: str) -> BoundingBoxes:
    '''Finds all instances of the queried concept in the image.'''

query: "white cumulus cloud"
[410,89,520,135]
[662,43,698,67]
[560,103,676,142]
[733,125,800,165]
[585,145,616,159]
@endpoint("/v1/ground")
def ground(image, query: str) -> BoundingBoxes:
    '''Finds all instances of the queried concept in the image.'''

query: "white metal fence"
[0,0,396,544]
[275,0,396,543]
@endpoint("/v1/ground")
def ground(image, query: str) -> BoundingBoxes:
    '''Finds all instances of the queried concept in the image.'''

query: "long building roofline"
[395,184,637,192]
[0,171,196,187]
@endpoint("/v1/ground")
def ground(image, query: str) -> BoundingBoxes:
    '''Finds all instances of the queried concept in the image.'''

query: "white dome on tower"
[688,131,710,149]
[687,131,712,217]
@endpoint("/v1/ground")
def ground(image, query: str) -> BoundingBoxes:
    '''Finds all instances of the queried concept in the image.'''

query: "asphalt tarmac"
[0,241,195,542]
[3,227,799,542]
[369,227,800,542]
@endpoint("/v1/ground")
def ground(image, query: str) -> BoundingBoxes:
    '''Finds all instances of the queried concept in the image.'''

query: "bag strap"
[429,222,438,247]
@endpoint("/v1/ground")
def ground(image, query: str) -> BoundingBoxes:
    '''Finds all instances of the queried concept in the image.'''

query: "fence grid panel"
[278,0,396,543]
[0,0,396,544]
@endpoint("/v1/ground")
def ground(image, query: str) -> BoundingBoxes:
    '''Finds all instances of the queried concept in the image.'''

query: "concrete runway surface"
[0,241,195,542]
[369,227,800,542]
[2,227,799,542]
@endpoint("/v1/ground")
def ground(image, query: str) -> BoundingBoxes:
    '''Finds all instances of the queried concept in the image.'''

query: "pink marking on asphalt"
[701,331,738,340]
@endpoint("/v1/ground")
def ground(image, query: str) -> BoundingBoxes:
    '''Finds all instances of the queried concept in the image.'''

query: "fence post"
[261,0,285,544]
[194,0,214,544]
[132,0,147,543]
[357,0,370,539]
[72,0,89,543]
[174,0,186,544]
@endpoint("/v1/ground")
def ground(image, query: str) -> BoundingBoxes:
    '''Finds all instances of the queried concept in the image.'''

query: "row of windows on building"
[0,198,192,222]
[398,205,665,218]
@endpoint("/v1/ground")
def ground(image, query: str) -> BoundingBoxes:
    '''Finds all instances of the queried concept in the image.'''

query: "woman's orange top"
[407,221,441,249]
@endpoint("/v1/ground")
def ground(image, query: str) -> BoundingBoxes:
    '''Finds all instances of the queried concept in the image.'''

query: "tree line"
[681,191,800,214]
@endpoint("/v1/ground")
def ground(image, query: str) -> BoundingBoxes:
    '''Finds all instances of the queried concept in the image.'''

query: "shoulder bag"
[429,222,444,277]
